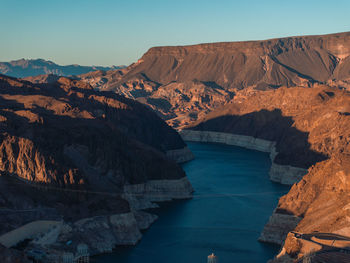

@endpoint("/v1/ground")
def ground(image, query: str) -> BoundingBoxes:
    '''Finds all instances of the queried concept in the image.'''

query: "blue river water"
[94,142,289,263]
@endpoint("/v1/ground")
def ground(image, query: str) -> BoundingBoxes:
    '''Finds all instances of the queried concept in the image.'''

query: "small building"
[208,253,217,263]
[76,243,89,263]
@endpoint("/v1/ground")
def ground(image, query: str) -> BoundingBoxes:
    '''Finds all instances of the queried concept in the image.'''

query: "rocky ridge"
[79,32,350,128]
[4,31,350,261]
[0,58,125,78]
[0,74,193,258]
[76,31,350,261]
[185,85,350,261]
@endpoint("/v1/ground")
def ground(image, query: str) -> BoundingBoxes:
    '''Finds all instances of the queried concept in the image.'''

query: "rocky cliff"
[0,74,193,256]
[5,31,350,261]
[80,32,350,128]
[78,32,350,261]
[185,85,350,260]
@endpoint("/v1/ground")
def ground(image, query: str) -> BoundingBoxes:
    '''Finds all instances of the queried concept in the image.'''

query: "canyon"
[0,74,193,260]
[2,31,350,262]
[182,85,350,261]
[77,31,350,262]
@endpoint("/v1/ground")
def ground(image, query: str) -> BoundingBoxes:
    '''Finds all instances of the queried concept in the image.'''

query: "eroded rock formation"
[0,74,193,256]
[79,32,350,128]
[186,85,350,260]
[76,31,350,261]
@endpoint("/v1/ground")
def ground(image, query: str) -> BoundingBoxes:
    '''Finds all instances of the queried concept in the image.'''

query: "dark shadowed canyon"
[1,31,350,263]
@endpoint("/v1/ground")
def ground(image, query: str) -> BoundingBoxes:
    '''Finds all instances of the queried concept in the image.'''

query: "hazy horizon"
[2,0,350,66]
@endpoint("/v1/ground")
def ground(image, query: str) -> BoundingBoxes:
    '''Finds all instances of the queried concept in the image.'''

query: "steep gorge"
[3,31,350,261]
[0,74,193,257]
[78,31,350,261]
[184,85,350,260]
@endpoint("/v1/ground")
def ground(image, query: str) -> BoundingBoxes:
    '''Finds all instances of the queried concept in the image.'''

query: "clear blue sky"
[1,0,349,66]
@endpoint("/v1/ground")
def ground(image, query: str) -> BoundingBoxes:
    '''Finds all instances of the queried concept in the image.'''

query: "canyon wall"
[184,86,350,261]
[78,32,350,261]
[0,75,194,257]
[166,146,194,163]
[79,32,350,129]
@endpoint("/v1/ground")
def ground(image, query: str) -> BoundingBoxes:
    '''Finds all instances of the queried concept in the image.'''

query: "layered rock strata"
[166,146,194,163]
[185,85,350,260]
[0,74,194,257]
[80,32,350,128]
[258,211,302,245]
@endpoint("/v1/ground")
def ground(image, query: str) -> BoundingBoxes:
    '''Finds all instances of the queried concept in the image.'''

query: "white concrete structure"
[0,220,61,248]
[208,253,217,263]
[76,243,89,263]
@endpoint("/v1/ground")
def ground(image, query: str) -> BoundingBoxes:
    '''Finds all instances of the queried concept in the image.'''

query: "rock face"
[0,245,31,263]
[258,212,302,245]
[80,32,350,128]
[69,212,142,254]
[0,74,193,256]
[185,85,350,260]
[0,58,124,78]
[166,146,194,163]
[3,31,350,261]
[180,130,275,152]
[268,163,307,185]
[77,32,350,260]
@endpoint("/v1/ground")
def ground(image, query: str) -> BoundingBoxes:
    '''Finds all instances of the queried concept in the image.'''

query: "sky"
[1,0,350,66]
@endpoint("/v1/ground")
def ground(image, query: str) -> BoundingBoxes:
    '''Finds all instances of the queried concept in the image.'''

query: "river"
[94,142,289,263]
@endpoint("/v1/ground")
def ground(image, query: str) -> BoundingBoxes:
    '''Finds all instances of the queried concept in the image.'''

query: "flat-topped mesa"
[135,31,350,87]
[143,31,350,58]
[79,31,350,130]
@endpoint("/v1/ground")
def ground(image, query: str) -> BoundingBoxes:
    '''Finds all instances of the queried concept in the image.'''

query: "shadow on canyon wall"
[0,77,186,151]
[0,80,187,228]
[191,109,328,168]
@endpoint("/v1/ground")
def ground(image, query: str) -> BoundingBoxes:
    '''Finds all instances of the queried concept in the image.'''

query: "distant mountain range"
[0,58,125,78]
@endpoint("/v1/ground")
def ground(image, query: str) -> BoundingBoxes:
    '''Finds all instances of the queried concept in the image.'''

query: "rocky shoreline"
[179,129,308,250]
[258,210,302,245]
[166,146,195,163]
[0,74,196,261]
[58,177,193,256]
[179,130,307,185]
[0,176,193,258]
